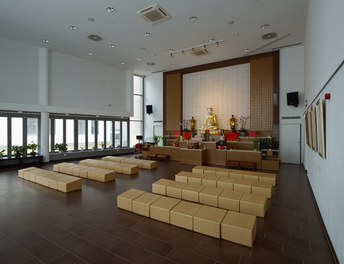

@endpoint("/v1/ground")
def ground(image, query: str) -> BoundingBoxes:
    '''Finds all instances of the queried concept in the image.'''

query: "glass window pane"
[11,117,23,146]
[133,76,143,95]
[49,119,51,152]
[66,119,74,151]
[122,121,128,147]
[130,121,142,147]
[27,117,38,145]
[98,120,104,148]
[131,94,143,121]
[54,119,64,146]
[115,121,121,147]
[0,117,8,155]
[78,120,86,150]
[106,121,113,148]
[88,120,95,149]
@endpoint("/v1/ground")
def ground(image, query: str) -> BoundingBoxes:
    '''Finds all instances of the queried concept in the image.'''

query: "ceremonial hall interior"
[0,1,343,263]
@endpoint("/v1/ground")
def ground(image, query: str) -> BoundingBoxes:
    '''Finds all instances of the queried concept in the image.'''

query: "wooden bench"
[227,160,240,169]
[147,154,158,160]
[239,161,256,171]
[156,154,170,161]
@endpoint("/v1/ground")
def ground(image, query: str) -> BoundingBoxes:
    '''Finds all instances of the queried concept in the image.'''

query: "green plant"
[11,145,26,157]
[260,137,272,150]
[27,141,39,155]
[0,149,5,159]
[153,135,160,145]
[54,143,68,152]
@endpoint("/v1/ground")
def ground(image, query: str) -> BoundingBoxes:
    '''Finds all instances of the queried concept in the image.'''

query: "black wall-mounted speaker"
[146,105,153,114]
[287,92,299,107]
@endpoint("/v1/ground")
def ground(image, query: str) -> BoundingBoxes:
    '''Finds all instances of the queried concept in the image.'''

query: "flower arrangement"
[239,116,250,131]
[183,131,193,141]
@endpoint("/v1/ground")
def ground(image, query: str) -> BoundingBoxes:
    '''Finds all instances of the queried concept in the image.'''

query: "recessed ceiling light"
[170,64,176,67]
[146,69,151,72]
[144,32,151,37]
[189,16,199,22]
[146,62,155,66]
[69,26,78,30]
[261,24,270,30]
[137,57,142,61]
[243,48,251,52]
[42,39,50,44]
[262,32,277,40]
[109,44,116,48]
[88,52,94,56]
[88,34,102,41]
[168,49,174,53]
[228,20,235,25]
[121,62,125,65]
[88,18,95,22]
[106,7,116,13]
[208,38,216,42]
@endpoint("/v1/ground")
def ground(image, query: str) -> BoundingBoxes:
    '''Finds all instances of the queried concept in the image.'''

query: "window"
[122,121,128,147]
[0,117,8,155]
[98,120,104,148]
[115,121,121,147]
[78,120,86,150]
[66,119,75,151]
[106,121,113,148]
[130,75,144,146]
[54,119,64,147]
[88,120,95,150]
[11,117,23,146]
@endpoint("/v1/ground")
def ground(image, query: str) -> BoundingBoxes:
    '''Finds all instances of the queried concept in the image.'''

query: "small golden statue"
[229,115,237,131]
[190,116,196,130]
[203,106,219,132]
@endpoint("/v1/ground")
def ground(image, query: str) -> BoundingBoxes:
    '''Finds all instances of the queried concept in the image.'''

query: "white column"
[39,47,50,162]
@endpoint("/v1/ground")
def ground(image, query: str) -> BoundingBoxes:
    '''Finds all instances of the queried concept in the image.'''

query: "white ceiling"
[0,0,309,76]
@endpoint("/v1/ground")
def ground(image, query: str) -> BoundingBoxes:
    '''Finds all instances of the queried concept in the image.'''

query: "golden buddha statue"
[203,106,219,132]
[229,115,237,131]
[190,116,196,130]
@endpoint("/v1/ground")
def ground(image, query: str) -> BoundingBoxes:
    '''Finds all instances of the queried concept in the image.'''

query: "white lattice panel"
[183,64,250,130]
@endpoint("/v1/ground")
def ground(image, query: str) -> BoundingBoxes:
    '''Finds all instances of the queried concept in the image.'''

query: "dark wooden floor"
[0,160,336,264]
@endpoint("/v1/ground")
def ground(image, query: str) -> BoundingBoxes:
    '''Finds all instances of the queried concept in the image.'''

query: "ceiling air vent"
[137,4,171,25]
[191,48,209,56]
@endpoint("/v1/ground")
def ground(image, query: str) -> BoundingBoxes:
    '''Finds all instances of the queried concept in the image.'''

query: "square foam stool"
[193,205,227,238]
[175,171,193,182]
[199,186,224,207]
[142,160,157,169]
[229,170,244,180]
[150,196,181,223]
[203,167,218,176]
[132,193,162,217]
[35,172,51,186]
[251,181,272,198]
[166,181,188,198]
[192,166,207,174]
[221,211,257,247]
[215,168,231,177]
[117,189,146,211]
[234,179,253,193]
[170,201,202,230]
[152,179,174,195]
[182,184,205,203]
[258,173,276,186]
[18,167,37,178]
[217,177,235,190]
[243,171,259,182]
[218,189,244,211]
[57,175,82,193]
[121,164,139,175]
[187,173,205,185]
[27,169,44,182]
[201,174,220,187]
[48,174,61,189]
[240,193,267,217]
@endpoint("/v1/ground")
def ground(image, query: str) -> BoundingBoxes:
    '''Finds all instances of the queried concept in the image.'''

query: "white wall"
[304,0,344,261]
[0,38,132,117]
[144,73,163,139]
[279,46,305,164]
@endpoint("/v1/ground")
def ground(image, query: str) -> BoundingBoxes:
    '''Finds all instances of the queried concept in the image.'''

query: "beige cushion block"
[221,211,257,247]
[166,182,189,198]
[199,186,224,207]
[150,196,181,223]
[121,164,139,175]
[59,163,79,175]
[89,169,115,182]
[48,174,61,189]
[132,193,161,217]
[117,189,146,211]
[141,160,157,169]
[52,163,63,172]
[181,184,205,203]
[170,201,202,230]
[240,193,267,217]
[35,173,50,186]
[193,205,227,238]
[72,166,85,177]
[187,172,205,185]
[234,179,253,193]
[218,189,244,211]
[217,177,235,190]
[251,181,272,198]
[152,179,174,195]
[133,159,144,167]
[243,171,259,182]
[26,169,45,182]
[57,175,82,193]
[215,168,231,177]
[201,174,220,187]
[79,159,89,166]
[203,167,218,176]
[18,167,37,178]
[229,170,244,180]
[258,173,276,186]
[79,167,95,178]
[175,171,193,182]
[121,158,134,164]
[192,166,207,174]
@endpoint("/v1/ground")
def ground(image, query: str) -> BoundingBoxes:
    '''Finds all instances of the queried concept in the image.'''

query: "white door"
[280,124,301,164]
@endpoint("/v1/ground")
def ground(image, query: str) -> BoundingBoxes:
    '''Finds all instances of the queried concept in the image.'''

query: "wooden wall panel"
[164,73,182,133]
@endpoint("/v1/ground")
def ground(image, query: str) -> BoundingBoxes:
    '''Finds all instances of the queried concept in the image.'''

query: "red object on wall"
[325,93,331,100]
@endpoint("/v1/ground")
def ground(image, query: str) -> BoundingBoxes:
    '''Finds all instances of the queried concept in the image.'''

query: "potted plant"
[239,116,250,137]
[54,143,68,152]
[27,141,39,156]
[153,135,160,145]
[11,145,25,158]
[0,149,5,159]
